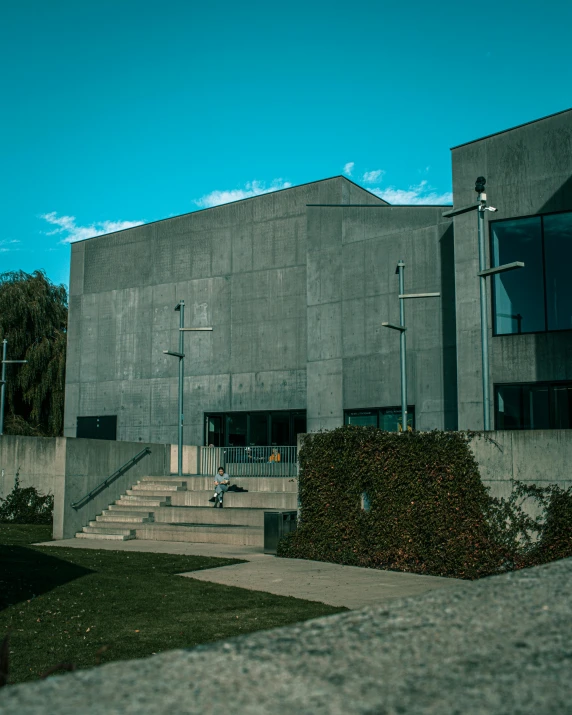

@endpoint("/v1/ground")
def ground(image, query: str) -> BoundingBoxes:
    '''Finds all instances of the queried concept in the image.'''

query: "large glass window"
[205,411,305,446]
[491,211,572,335]
[344,407,415,432]
[495,382,572,430]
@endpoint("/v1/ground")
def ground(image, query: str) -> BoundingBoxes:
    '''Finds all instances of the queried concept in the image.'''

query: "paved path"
[38,538,461,609]
[3,558,570,714]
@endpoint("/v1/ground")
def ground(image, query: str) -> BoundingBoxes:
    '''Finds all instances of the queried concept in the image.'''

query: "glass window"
[344,407,415,431]
[495,382,572,430]
[543,213,572,331]
[380,407,414,432]
[249,413,269,446]
[227,413,247,446]
[496,385,522,429]
[271,413,290,445]
[346,411,378,427]
[523,384,550,430]
[492,217,545,334]
[206,411,305,446]
[207,416,223,447]
[552,384,572,429]
[292,413,307,440]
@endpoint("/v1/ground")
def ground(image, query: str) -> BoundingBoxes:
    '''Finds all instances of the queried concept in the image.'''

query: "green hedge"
[277,427,572,579]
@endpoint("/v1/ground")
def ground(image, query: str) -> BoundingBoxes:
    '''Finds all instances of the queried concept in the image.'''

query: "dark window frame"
[204,409,306,447]
[494,380,572,430]
[489,208,572,337]
[344,406,415,431]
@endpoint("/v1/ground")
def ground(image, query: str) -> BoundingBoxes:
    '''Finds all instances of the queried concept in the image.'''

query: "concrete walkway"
[38,538,462,609]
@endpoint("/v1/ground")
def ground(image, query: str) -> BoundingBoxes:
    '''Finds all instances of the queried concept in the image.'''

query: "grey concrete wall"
[451,109,572,429]
[65,177,384,446]
[62,438,170,539]
[305,205,455,432]
[0,436,66,537]
[469,429,572,523]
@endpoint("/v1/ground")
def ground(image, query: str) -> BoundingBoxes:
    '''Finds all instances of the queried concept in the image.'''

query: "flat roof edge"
[306,203,452,208]
[451,107,572,150]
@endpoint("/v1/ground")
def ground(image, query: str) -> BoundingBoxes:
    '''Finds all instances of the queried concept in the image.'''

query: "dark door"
[76,416,117,440]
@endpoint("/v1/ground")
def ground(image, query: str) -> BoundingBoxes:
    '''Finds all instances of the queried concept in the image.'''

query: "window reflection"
[495,382,572,430]
[491,211,572,335]
[492,217,545,334]
[544,213,572,331]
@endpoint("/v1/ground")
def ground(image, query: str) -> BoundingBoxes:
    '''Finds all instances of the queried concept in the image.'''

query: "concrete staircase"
[75,475,298,545]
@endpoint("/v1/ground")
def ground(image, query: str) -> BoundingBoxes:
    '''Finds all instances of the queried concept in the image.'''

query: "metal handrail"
[71,447,152,509]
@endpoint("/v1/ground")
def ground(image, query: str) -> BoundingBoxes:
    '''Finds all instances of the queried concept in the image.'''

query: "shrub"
[0,477,54,525]
[277,427,572,579]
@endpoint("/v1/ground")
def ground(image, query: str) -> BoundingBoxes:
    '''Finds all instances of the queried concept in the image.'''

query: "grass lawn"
[0,524,345,685]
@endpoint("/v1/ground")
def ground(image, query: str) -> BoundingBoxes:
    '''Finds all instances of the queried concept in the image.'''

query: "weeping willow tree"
[0,270,67,437]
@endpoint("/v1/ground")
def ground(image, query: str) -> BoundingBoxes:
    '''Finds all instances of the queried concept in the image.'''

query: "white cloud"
[343,162,354,177]
[361,169,385,184]
[40,212,144,244]
[0,239,20,252]
[368,180,452,205]
[194,179,292,209]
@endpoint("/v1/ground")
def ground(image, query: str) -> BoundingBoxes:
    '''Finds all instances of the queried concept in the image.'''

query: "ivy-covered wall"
[279,427,572,579]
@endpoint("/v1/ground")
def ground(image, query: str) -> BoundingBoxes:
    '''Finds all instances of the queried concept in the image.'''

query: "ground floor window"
[344,406,415,432]
[76,415,117,440]
[495,381,572,429]
[205,410,306,447]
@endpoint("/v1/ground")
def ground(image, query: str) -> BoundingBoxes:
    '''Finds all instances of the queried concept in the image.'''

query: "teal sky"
[2,0,571,287]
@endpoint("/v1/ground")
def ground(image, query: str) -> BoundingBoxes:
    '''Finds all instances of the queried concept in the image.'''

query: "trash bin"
[264,510,298,554]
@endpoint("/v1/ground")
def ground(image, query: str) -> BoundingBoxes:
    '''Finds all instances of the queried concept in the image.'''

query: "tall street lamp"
[382,262,440,432]
[443,177,524,430]
[0,338,28,436]
[163,300,213,476]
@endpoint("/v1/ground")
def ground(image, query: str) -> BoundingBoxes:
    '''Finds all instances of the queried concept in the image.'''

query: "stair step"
[126,488,185,497]
[107,505,155,514]
[83,526,135,536]
[135,481,187,490]
[141,476,198,482]
[168,490,298,509]
[116,497,169,507]
[76,532,135,541]
[95,514,154,524]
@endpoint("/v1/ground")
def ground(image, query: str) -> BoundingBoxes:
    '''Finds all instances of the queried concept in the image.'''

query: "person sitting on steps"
[211,467,230,507]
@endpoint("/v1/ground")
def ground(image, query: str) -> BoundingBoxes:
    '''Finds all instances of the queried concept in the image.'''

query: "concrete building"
[65,108,572,447]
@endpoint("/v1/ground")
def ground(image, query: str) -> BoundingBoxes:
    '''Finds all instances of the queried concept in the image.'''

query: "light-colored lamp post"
[382,262,440,432]
[163,300,213,476]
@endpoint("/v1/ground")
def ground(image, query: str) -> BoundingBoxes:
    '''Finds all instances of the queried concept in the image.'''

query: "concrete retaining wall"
[0,435,171,540]
[469,429,572,499]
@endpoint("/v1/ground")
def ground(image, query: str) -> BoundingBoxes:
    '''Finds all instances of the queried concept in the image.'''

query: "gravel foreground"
[1,558,571,714]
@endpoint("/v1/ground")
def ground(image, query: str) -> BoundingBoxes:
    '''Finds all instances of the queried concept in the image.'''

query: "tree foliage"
[0,271,67,436]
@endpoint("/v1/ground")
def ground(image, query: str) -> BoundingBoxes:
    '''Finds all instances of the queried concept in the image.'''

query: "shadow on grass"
[0,545,93,610]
